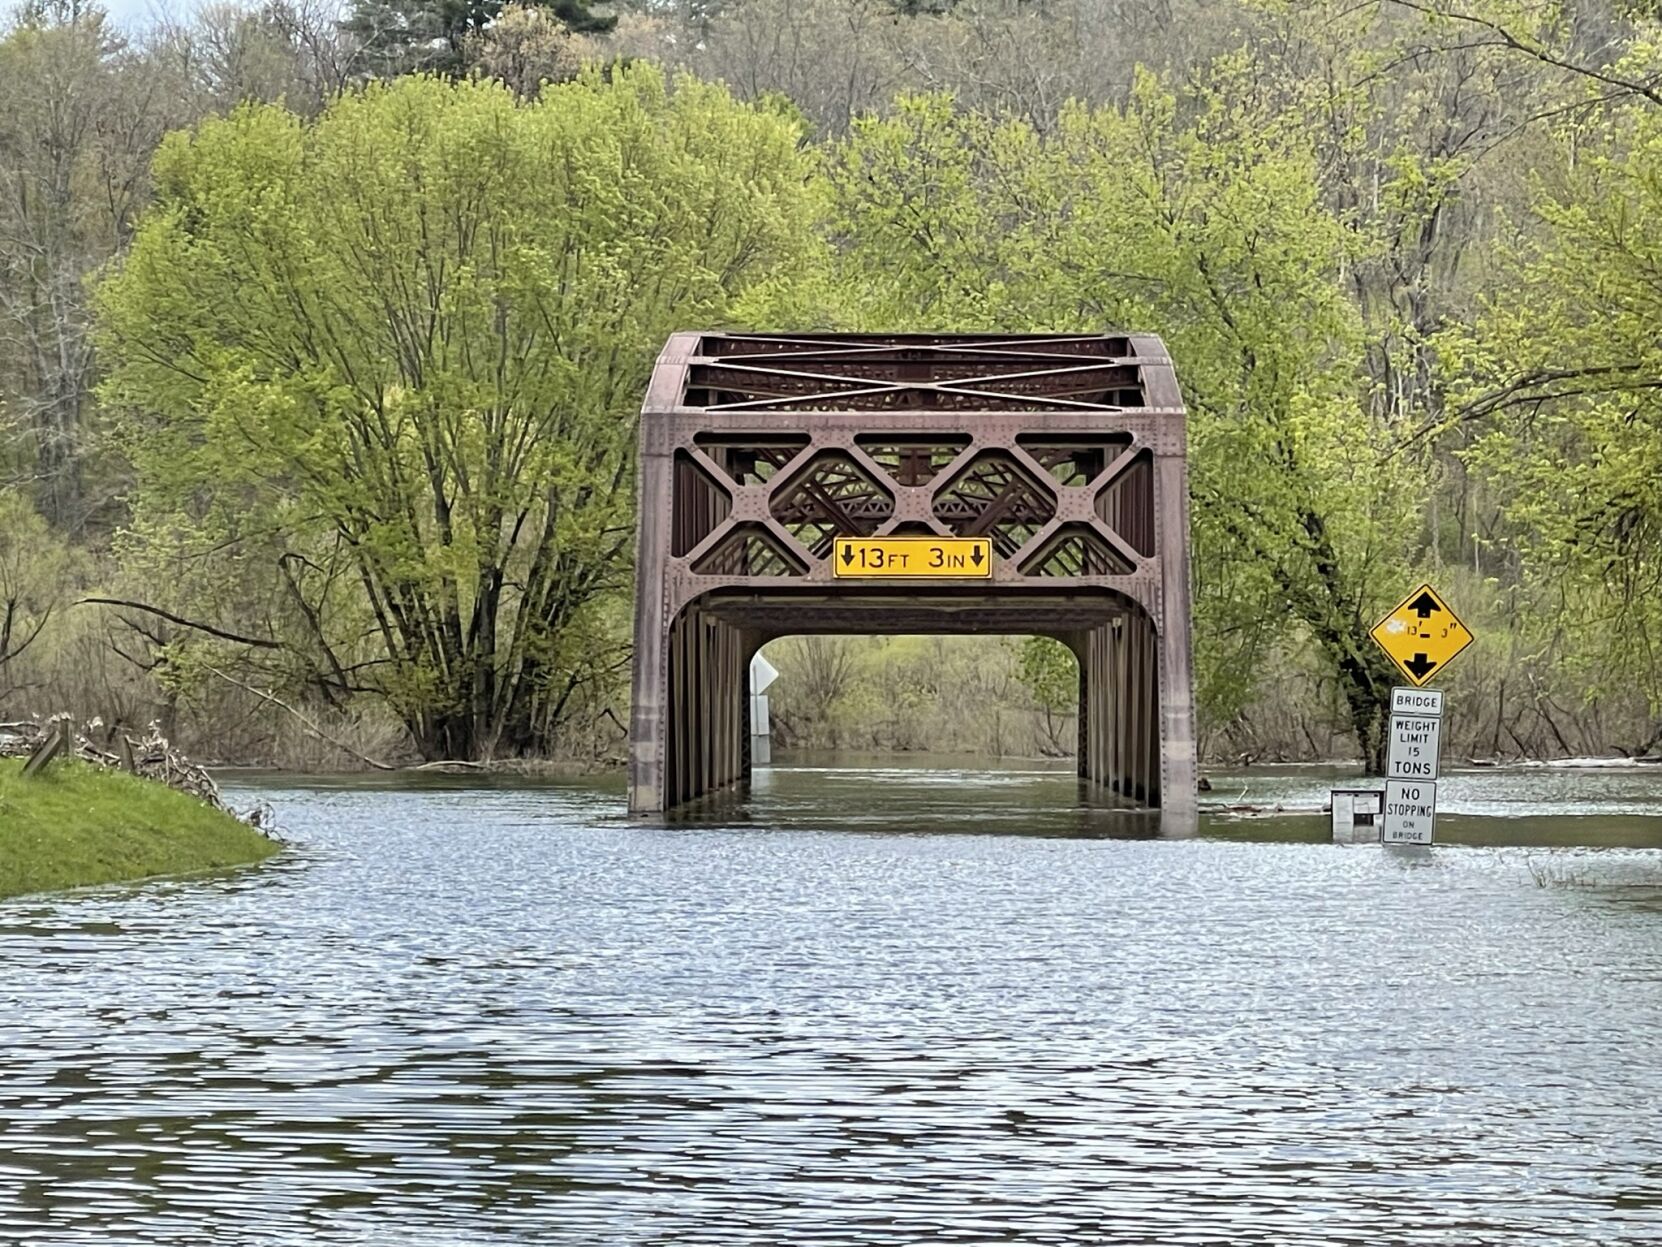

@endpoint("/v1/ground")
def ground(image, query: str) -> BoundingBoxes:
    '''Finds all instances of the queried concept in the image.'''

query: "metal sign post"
[1370,584,1473,847]
[1382,686,1444,844]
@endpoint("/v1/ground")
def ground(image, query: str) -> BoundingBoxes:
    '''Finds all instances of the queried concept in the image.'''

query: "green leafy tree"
[98,68,823,760]
[825,68,1419,767]
[1050,67,1419,769]
[1016,635,1075,755]
[1448,57,1662,742]
[0,487,78,704]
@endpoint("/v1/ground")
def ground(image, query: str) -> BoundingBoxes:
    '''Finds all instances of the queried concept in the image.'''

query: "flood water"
[5,760,1662,1244]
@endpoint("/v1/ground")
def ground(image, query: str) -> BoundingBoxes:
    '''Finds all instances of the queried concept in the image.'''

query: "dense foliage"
[0,0,1659,766]
[97,69,820,760]
[824,74,1416,764]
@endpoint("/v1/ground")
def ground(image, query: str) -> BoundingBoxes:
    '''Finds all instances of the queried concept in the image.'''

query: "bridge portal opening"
[629,333,1197,828]
[663,599,1160,805]
[758,634,1078,760]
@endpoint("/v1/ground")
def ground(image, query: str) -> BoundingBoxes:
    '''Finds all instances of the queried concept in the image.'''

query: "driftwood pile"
[0,715,270,830]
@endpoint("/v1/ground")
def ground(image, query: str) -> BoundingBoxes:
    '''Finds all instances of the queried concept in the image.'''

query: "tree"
[0,2,194,531]
[691,0,908,135]
[1016,635,1074,755]
[633,0,1227,137]
[765,636,860,746]
[342,0,612,77]
[1448,51,1662,740]
[98,69,824,760]
[0,488,78,706]
[143,1,360,117]
[825,71,1420,768]
[462,2,594,93]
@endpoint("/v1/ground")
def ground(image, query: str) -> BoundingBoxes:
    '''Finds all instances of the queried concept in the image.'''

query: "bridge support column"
[659,604,750,810]
[1156,445,1198,830]
[1075,613,1162,806]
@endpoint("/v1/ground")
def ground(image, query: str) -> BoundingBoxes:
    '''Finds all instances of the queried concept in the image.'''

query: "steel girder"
[629,332,1197,829]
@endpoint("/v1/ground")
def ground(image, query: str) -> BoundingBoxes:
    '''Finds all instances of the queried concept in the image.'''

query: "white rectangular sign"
[1387,713,1443,781]
[1392,686,1444,717]
[1331,789,1383,844]
[1383,779,1436,845]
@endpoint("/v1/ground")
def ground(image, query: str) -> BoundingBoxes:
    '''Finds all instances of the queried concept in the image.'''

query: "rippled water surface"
[6,762,1662,1245]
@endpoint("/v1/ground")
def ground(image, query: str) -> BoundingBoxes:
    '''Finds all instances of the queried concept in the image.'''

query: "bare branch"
[1385,0,1662,108]
[77,597,283,649]
[204,665,398,770]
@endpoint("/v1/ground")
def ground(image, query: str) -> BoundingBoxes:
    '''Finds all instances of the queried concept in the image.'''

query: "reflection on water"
[4,761,1662,1244]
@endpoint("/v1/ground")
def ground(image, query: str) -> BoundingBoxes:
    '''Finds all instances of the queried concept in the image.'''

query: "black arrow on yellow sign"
[1404,653,1437,679]
[840,544,854,566]
[1370,582,1474,687]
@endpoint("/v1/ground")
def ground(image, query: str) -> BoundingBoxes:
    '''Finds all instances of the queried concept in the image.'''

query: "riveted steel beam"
[629,333,1197,830]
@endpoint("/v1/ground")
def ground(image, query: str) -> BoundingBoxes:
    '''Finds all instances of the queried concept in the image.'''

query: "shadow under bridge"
[627,332,1198,829]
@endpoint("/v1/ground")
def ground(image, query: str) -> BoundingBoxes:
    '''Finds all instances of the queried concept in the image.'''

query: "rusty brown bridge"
[628,332,1197,828]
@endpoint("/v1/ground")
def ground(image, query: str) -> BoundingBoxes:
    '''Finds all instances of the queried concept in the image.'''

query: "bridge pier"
[1075,616,1153,804]
[629,332,1197,829]
[663,606,756,808]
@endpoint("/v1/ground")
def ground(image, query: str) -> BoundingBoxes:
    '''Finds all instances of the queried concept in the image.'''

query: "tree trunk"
[1342,670,1390,774]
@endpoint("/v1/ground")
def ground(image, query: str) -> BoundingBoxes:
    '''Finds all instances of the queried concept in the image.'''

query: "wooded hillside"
[2,0,1658,767]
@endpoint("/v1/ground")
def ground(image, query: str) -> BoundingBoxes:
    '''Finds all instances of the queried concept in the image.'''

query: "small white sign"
[1383,779,1436,844]
[751,653,779,695]
[1331,789,1382,844]
[1387,714,1443,781]
[1391,686,1444,717]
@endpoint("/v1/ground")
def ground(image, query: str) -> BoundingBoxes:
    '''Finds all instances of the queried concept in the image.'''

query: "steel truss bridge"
[628,332,1197,829]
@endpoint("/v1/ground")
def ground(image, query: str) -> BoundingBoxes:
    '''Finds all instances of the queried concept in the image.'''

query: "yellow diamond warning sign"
[1369,583,1474,687]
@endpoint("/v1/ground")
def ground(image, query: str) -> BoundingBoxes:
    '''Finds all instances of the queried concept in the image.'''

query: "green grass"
[0,758,279,900]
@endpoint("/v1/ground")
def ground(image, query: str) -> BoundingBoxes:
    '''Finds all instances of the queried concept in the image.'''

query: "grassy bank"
[0,758,279,900]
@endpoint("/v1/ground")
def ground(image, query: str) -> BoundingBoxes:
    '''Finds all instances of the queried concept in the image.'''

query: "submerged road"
[3,762,1662,1244]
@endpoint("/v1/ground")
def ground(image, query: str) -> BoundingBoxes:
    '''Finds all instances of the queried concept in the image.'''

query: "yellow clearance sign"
[833,536,992,578]
[1369,583,1475,687]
